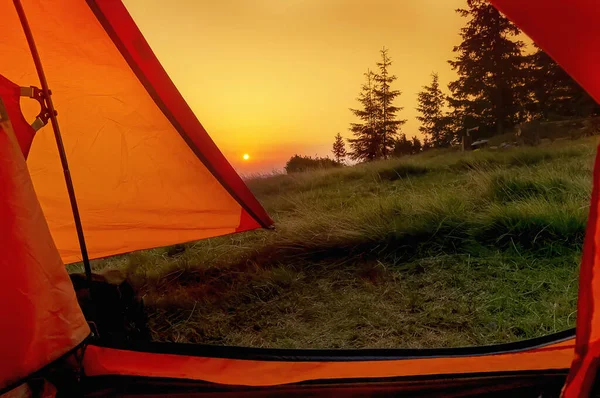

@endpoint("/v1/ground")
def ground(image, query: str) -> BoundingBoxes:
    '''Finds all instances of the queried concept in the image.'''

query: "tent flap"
[0,0,272,264]
[488,1,600,396]
[0,90,89,391]
[0,74,35,157]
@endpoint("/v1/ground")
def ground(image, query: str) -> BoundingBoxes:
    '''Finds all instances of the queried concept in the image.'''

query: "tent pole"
[13,0,93,285]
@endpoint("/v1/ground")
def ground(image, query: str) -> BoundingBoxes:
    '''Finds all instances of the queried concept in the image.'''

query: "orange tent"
[0,68,88,393]
[0,0,599,396]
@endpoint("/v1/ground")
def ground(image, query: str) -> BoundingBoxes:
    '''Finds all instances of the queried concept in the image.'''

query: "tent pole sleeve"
[12,0,93,284]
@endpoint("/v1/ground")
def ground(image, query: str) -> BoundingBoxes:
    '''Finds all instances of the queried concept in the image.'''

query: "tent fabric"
[82,373,569,397]
[0,0,272,264]
[487,1,600,396]
[0,95,89,392]
[0,74,35,157]
[82,338,574,387]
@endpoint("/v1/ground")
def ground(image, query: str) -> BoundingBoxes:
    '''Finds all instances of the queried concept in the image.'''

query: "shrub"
[285,155,342,173]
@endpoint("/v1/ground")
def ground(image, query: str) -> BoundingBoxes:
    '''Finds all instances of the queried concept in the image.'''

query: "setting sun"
[124,0,466,173]
[243,153,250,161]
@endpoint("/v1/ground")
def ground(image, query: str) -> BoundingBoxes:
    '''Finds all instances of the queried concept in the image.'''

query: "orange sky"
[124,0,468,174]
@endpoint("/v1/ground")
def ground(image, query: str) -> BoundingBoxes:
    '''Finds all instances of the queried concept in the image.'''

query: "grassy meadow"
[85,136,598,349]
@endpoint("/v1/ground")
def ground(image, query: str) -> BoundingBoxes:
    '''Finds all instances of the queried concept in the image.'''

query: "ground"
[80,136,597,349]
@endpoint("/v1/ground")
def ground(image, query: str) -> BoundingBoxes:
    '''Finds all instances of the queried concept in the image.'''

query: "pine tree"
[416,73,453,147]
[374,48,406,158]
[348,70,381,162]
[332,133,347,163]
[448,0,527,136]
[526,48,600,120]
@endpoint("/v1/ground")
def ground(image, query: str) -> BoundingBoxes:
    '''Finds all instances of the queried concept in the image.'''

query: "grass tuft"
[376,163,429,181]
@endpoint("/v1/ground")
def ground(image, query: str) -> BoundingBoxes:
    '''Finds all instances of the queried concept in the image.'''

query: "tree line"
[332,0,599,163]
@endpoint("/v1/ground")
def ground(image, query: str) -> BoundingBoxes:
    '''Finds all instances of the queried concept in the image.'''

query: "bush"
[285,155,342,174]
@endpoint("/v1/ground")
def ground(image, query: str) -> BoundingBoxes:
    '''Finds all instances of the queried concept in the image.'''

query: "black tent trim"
[92,328,575,362]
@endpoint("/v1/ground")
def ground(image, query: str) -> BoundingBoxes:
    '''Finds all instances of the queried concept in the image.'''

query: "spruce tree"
[416,73,452,147]
[527,48,600,120]
[348,70,381,161]
[332,133,347,163]
[374,48,406,158]
[448,0,526,135]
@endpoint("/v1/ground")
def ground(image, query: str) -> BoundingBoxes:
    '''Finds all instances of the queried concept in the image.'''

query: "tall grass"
[86,137,597,348]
